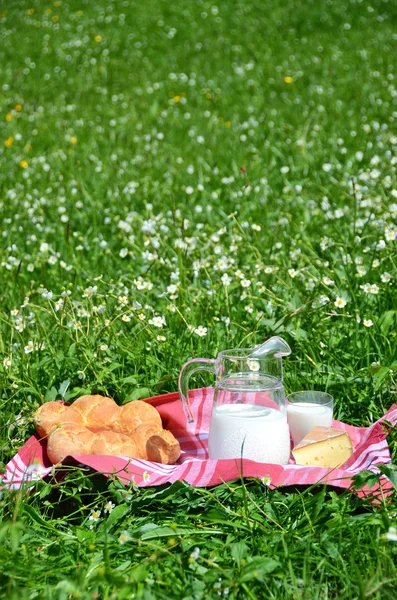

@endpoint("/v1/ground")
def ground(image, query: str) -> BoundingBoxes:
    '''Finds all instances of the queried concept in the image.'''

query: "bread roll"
[72,394,118,431]
[114,400,162,435]
[34,402,85,438]
[133,423,181,465]
[91,430,140,458]
[46,423,95,464]
[35,394,181,465]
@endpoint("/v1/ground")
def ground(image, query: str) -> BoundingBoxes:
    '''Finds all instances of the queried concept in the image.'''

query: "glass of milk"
[178,338,292,465]
[287,391,334,447]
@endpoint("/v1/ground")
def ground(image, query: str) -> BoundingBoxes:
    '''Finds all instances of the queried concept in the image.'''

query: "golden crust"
[46,423,95,464]
[91,430,140,458]
[133,423,181,465]
[114,400,162,435]
[72,395,119,431]
[33,402,85,438]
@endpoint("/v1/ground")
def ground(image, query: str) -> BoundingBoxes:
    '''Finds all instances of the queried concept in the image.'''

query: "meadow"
[0,0,397,597]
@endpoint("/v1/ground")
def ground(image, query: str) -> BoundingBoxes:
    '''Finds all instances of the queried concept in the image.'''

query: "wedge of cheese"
[292,426,353,468]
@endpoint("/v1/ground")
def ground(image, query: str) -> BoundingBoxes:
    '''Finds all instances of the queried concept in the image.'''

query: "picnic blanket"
[1,388,396,499]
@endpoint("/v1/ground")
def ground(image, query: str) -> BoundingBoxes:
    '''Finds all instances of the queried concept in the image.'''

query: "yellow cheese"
[292,426,353,468]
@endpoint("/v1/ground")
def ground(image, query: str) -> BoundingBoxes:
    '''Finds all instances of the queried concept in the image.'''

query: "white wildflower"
[334,297,347,308]
[24,341,34,354]
[104,501,115,514]
[89,510,101,522]
[149,316,166,328]
[194,325,208,337]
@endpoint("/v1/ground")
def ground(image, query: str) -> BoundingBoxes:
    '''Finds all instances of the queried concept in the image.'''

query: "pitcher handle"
[178,358,216,424]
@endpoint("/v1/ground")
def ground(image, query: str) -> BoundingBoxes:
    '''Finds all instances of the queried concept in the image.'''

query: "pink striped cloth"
[1,388,396,500]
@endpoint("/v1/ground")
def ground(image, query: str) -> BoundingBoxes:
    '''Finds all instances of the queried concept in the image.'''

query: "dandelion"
[334,297,347,308]
[95,35,102,42]
[89,509,101,522]
[261,475,272,487]
[24,341,34,354]
[194,325,207,337]
[4,136,13,148]
[118,531,130,545]
[69,136,78,144]
[284,76,293,84]
[3,357,12,368]
[142,471,151,483]
[19,159,28,169]
[363,319,373,327]
[104,501,115,514]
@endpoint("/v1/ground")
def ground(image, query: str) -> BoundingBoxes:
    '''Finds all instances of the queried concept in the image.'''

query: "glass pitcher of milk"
[178,337,292,465]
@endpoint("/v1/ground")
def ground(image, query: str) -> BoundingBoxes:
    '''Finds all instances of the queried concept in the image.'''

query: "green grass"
[1,0,397,597]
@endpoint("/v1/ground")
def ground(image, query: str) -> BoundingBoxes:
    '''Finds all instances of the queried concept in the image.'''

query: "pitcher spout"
[251,336,291,359]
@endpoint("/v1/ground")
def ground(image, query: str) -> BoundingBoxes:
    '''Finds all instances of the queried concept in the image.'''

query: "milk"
[287,402,333,446]
[208,403,291,465]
